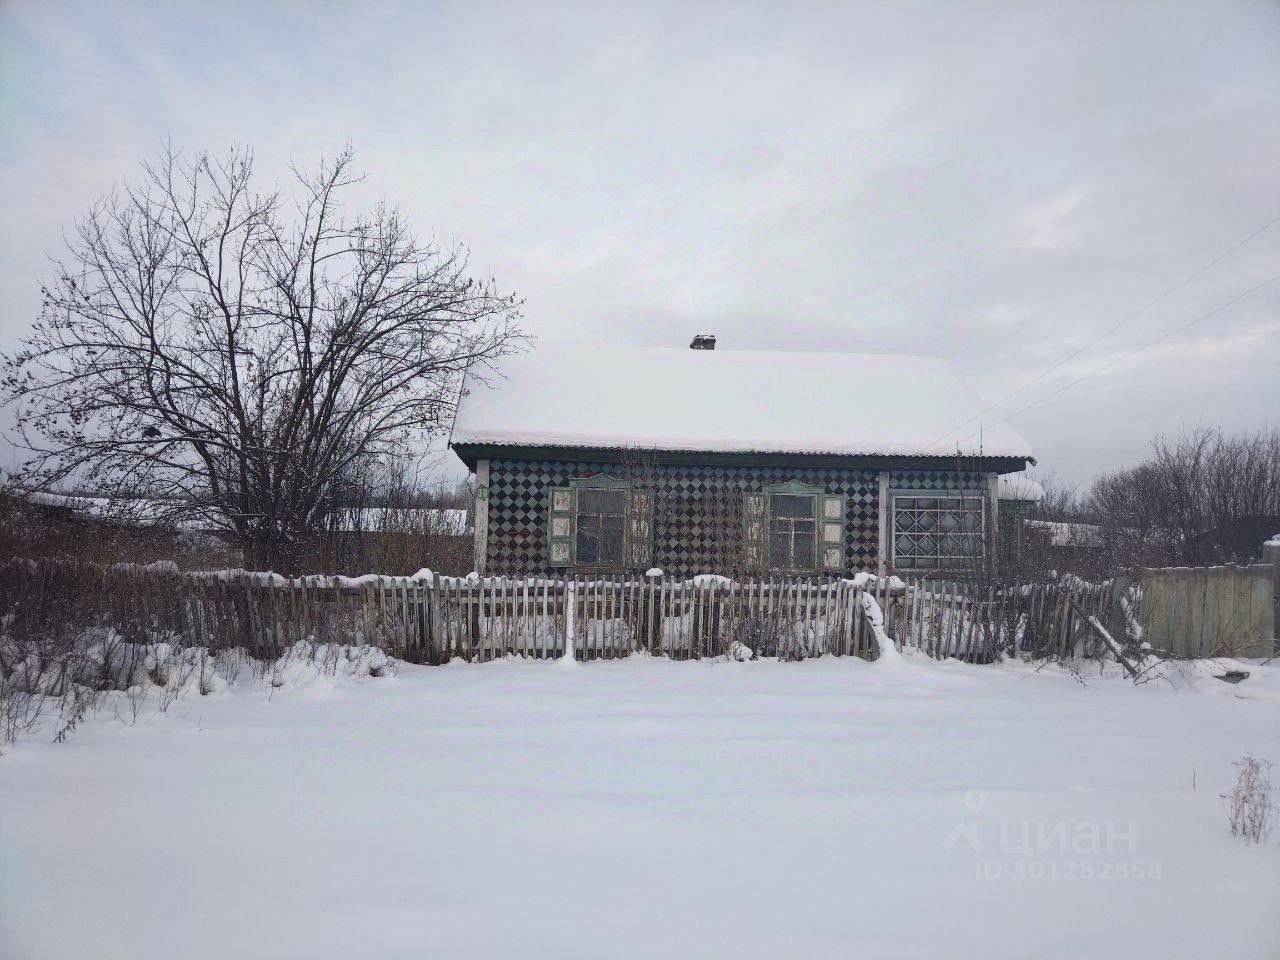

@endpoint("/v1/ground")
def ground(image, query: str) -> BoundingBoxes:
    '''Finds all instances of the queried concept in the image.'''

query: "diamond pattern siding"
[485,458,880,577]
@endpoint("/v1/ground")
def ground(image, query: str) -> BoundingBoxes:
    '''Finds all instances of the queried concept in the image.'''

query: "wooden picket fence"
[883,576,1131,661]
[0,558,1144,666]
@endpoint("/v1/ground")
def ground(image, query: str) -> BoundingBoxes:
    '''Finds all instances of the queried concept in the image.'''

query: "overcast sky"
[1,0,1277,486]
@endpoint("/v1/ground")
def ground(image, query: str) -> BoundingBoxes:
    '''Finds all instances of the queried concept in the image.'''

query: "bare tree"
[2,144,523,573]
[313,454,475,575]
[1087,426,1280,567]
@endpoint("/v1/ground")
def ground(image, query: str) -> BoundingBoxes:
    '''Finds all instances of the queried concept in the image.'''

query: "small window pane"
[577,515,600,564]
[793,529,814,564]
[893,494,984,571]
[769,526,790,567]
[578,488,626,514]
[772,494,814,518]
[600,514,625,564]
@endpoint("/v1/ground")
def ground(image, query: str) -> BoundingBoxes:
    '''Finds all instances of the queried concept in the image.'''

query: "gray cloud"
[1,0,1277,484]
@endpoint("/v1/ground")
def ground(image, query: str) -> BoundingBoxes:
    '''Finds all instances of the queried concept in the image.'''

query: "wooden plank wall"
[1139,564,1275,658]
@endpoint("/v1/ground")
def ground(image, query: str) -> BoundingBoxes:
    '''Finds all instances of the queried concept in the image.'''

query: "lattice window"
[891,495,985,571]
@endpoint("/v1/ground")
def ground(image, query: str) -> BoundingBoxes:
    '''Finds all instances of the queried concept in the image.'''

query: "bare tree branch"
[2,145,526,573]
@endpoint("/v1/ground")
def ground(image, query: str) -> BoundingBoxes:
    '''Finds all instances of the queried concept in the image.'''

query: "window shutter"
[742,491,767,570]
[626,489,654,568]
[820,494,845,571]
[547,487,574,566]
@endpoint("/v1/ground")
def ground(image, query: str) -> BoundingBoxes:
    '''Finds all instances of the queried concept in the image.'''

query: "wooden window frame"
[573,485,628,567]
[889,493,987,573]
[561,474,649,572]
[768,489,819,573]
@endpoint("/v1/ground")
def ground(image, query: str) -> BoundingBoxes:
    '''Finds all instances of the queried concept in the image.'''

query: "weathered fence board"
[3,556,1275,667]
[1139,564,1274,658]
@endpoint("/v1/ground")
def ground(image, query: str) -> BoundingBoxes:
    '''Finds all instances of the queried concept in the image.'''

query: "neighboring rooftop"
[998,472,1046,502]
[450,343,1033,461]
[23,493,470,534]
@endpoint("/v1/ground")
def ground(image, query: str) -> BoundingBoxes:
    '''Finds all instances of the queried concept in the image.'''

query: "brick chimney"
[689,333,717,350]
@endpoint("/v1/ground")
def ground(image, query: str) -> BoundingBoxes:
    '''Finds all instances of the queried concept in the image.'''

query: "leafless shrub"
[775,620,811,662]
[1222,755,1277,844]
[0,679,43,751]
[114,684,147,727]
[307,456,474,575]
[53,686,94,743]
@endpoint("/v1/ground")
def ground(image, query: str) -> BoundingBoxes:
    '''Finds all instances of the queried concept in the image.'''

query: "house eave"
[449,441,1030,475]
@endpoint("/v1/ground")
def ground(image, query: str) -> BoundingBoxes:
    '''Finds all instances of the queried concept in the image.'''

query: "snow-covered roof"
[1026,519,1103,547]
[25,492,220,530]
[451,344,1033,460]
[998,472,1045,502]
[327,507,470,534]
[24,493,470,535]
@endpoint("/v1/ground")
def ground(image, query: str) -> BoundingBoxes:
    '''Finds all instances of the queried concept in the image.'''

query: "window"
[743,486,844,572]
[891,496,985,571]
[574,487,627,565]
[547,479,654,569]
[769,492,816,570]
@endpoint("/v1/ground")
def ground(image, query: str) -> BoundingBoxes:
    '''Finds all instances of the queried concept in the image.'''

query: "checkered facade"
[888,468,988,493]
[485,457,885,577]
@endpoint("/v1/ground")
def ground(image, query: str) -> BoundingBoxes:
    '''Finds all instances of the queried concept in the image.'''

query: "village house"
[449,338,1034,577]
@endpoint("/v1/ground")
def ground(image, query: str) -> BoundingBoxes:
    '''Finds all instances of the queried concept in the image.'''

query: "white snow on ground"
[2,654,1279,960]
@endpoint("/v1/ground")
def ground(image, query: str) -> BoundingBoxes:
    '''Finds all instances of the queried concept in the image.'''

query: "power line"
[928,209,1280,449]
[936,270,1280,452]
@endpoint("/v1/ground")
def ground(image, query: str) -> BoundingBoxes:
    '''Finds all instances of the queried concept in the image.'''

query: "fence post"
[563,578,577,661]
[1264,537,1280,653]
[644,569,661,655]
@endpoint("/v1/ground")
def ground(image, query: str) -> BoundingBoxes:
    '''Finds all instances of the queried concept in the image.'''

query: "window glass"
[768,523,789,567]
[772,493,813,518]
[892,496,984,570]
[600,514,624,563]
[577,514,601,564]
[577,488,626,514]
[574,486,627,566]
[768,493,816,569]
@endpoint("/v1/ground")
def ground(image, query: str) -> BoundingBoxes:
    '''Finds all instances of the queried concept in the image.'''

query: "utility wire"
[937,270,1280,452]
[928,209,1280,449]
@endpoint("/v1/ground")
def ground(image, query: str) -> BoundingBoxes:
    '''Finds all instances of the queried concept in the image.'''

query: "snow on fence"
[0,558,1150,666]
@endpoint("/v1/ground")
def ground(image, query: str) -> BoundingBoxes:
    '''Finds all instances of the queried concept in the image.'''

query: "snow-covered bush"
[1223,755,1277,844]
[0,622,396,752]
